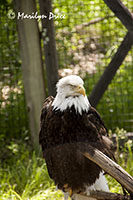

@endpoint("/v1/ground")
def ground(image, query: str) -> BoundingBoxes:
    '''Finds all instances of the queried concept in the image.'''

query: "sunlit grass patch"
[0,129,132,199]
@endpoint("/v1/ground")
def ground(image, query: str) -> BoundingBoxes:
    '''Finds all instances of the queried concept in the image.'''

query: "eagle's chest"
[61,113,88,139]
[47,109,96,146]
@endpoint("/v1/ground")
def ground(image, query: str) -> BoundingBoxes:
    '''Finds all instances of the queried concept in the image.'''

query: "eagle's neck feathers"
[52,94,90,115]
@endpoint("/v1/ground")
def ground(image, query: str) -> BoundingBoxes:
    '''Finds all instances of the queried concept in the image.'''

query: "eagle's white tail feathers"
[85,172,109,195]
[64,192,69,200]
[65,172,109,200]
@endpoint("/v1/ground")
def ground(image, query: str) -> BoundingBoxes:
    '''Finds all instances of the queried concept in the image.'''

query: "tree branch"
[81,146,133,194]
[75,15,114,31]
[78,190,131,200]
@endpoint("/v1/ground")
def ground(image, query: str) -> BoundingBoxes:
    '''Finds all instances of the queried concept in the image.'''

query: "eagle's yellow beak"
[76,84,86,96]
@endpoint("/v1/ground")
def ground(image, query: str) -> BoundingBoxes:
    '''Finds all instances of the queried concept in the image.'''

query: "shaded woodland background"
[0,0,133,147]
[0,0,133,199]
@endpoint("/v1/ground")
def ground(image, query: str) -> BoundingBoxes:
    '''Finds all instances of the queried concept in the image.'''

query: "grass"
[0,139,63,200]
[0,129,132,200]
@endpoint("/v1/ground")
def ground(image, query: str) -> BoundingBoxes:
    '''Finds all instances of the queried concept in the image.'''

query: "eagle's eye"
[67,84,76,88]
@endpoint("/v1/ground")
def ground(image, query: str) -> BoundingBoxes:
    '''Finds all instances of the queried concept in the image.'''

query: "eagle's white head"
[52,75,90,114]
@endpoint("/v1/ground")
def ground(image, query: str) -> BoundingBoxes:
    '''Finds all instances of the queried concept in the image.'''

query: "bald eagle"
[39,75,115,199]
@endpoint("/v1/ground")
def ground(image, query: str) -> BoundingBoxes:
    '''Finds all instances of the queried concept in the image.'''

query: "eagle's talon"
[63,183,69,189]
[63,184,73,197]
[69,188,73,197]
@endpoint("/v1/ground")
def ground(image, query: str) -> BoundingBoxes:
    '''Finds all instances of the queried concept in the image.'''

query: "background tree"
[14,0,46,151]
[39,0,59,96]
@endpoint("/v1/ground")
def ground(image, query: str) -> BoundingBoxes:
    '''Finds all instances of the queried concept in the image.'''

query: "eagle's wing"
[87,106,116,160]
[88,106,108,135]
[39,96,54,149]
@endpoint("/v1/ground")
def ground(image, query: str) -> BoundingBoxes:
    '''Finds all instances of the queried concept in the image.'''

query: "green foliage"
[53,0,130,70]
[52,0,133,132]
[0,139,63,200]
[84,58,133,132]
[96,60,133,132]
[107,128,133,193]
[1,1,133,199]
[0,2,29,139]
[1,0,133,141]
[0,130,132,199]
[0,84,29,139]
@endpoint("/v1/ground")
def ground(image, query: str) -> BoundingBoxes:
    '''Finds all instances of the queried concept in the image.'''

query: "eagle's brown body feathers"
[39,96,115,193]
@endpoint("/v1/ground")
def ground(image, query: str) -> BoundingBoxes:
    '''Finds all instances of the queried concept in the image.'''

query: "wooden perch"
[81,146,133,194]
[78,190,131,200]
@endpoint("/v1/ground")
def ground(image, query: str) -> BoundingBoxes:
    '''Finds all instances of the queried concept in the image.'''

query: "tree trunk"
[39,0,59,96]
[14,0,46,151]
